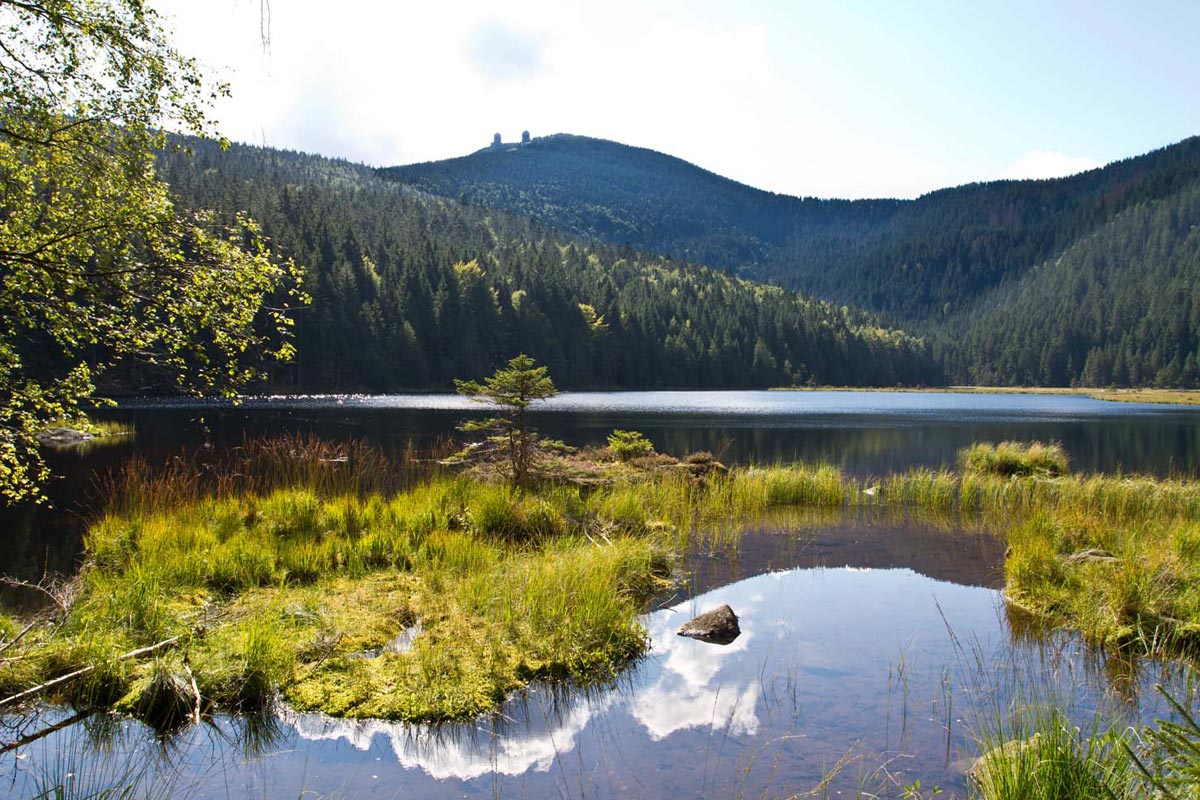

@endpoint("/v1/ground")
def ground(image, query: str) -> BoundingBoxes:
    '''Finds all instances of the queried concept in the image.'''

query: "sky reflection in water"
[3,513,1195,798]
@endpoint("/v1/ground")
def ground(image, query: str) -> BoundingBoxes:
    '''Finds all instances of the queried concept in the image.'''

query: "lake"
[108,390,1200,477]
[2,513,1192,798]
[9,389,1200,581]
[2,390,1198,797]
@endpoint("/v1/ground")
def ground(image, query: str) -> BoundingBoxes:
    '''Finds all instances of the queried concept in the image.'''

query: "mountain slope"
[380,134,1200,328]
[381,134,899,274]
[943,178,1200,387]
[380,132,1200,387]
[151,139,940,392]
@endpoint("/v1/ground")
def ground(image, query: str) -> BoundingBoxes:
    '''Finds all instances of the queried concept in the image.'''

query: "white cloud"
[1003,149,1104,181]
[466,21,545,81]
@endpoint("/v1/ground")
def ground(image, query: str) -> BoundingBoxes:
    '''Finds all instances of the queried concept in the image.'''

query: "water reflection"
[7,390,1200,581]
[285,696,605,781]
[107,390,1200,477]
[2,518,1197,799]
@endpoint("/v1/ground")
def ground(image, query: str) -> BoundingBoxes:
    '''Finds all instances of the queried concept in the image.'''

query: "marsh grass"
[960,441,1070,478]
[8,468,676,723]
[964,656,1200,800]
[8,434,1200,730]
[99,432,454,517]
[971,705,1134,800]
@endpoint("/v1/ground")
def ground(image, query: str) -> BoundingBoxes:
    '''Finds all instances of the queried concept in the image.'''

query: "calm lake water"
[9,389,1200,579]
[1,514,1191,799]
[108,389,1200,476]
[3,391,1199,798]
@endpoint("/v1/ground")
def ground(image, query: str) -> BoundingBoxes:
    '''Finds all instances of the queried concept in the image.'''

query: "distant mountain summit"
[380,133,872,272]
[380,132,1200,387]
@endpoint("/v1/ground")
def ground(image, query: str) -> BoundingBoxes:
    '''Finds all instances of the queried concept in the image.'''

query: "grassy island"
[4,438,1200,727]
[2,431,1200,797]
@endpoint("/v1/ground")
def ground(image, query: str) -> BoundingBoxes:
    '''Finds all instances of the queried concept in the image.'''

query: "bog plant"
[607,429,655,461]
[960,441,1070,478]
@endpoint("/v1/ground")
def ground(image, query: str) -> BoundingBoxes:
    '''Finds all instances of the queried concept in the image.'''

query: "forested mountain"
[150,140,940,392]
[381,133,1200,387]
[943,181,1200,387]
[380,134,898,276]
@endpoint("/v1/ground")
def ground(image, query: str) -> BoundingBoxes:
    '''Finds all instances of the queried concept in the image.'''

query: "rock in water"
[35,427,94,447]
[677,604,740,645]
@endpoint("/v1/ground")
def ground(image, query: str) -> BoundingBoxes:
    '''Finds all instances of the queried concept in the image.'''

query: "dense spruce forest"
[382,133,1200,387]
[152,140,940,392]
[941,181,1200,387]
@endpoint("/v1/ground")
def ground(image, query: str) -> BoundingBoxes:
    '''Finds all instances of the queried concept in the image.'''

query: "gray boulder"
[677,604,740,645]
[35,427,94,447]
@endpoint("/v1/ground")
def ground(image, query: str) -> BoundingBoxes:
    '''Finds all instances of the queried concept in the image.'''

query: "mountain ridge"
[377,132,1200,388]
[149,137,941,392]
[377,133,1200,314]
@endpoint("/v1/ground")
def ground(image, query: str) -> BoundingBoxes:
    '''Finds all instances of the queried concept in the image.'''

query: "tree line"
[150,138,941,393]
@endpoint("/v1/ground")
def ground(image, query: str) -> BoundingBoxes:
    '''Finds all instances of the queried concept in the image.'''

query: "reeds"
[9,434,1200,727]
[960,441,1070,478]
[971,705,1134,799]
[98,432,455,517]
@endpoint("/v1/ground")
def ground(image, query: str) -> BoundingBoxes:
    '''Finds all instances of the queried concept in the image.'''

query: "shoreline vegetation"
[770,385,1200,406]
[35,416,135,450]
[2,435,1199,795]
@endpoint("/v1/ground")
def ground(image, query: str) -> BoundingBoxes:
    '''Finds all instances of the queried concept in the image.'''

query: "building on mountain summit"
[490,131,532,149]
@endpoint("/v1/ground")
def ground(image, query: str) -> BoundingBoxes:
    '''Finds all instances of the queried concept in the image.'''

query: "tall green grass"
[961,441,1070,478]
[8,434,1200,727]
[968,678,1200,800]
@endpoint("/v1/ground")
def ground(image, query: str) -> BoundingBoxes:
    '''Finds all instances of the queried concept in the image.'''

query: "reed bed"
[961,440,1070,478]
[963,641,1200,800]
[99,432,455,516]
[6,435,1200,732]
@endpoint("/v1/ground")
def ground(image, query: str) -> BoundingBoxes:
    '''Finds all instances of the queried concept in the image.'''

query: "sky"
[151,0,1200,200]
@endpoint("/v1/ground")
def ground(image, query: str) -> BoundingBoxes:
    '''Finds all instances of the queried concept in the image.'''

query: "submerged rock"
[1065,548,1121,564]
[970,733,1074,797]
[677,604,740,645]
[35,427,94,447]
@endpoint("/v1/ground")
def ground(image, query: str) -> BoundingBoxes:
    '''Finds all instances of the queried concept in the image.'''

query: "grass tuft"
[960,440,1070,478]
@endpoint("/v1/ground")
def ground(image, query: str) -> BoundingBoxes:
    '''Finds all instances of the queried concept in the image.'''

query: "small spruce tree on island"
[450,354,569,487]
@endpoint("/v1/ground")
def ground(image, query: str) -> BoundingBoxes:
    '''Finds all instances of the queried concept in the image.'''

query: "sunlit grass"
[7,435,1200,729]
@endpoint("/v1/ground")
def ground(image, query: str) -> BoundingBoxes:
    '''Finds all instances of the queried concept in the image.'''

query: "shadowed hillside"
[381,133,1200,387]
[148,139,941,392]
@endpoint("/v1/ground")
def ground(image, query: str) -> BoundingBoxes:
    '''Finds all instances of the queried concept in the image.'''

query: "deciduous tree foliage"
[0,0,302,501]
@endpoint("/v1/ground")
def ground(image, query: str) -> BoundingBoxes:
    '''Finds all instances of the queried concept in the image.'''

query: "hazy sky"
[152,0,1200,200]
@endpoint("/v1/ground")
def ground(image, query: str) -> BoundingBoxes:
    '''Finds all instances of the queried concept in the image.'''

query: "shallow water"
[4,391,1199,796]
[2,516,1191,799]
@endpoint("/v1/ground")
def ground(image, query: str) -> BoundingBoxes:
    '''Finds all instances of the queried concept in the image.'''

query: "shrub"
[607,429,655,462]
